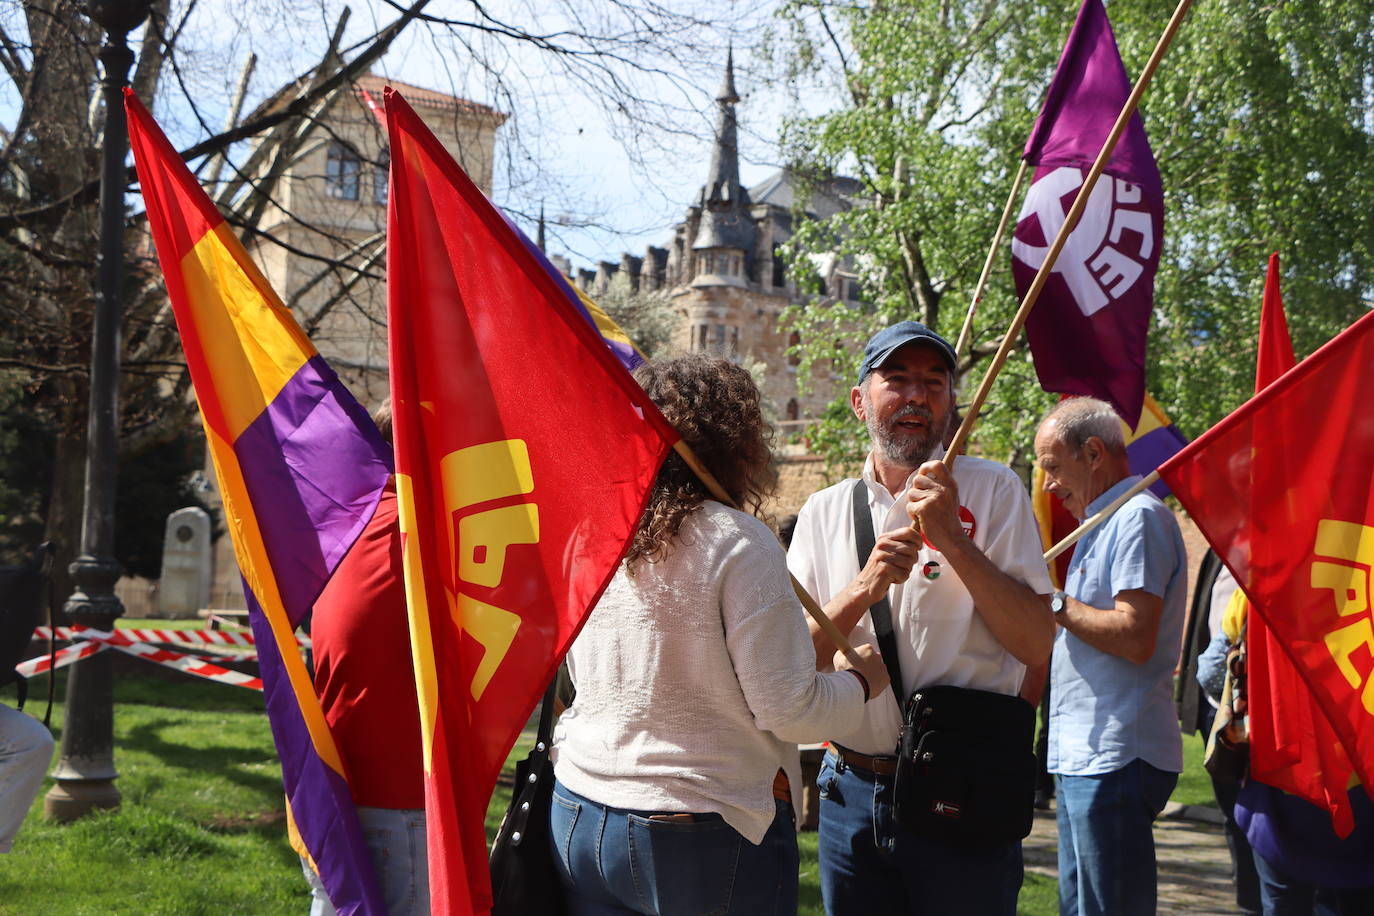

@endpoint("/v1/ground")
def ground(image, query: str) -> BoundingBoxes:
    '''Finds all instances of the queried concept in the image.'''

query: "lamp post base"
[44,779,122,823]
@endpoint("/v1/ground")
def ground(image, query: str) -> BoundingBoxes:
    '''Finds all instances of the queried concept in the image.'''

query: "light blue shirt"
[1048,475,1187,776]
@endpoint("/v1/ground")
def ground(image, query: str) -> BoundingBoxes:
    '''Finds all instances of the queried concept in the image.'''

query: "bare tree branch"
[0,0,433,233]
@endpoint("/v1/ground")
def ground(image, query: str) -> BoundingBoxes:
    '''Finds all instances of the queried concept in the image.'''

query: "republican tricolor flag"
[1013,0,1163,428]
[126,90,390,913]
[383,88,678,914]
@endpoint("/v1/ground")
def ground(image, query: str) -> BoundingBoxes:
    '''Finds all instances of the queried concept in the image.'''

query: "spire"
[536,203,546,253]
[694,48,753,253]
[717,45,739,105]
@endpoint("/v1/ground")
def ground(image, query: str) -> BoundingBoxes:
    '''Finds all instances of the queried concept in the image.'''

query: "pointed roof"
[694,49,754,252]
[717,46,739,104]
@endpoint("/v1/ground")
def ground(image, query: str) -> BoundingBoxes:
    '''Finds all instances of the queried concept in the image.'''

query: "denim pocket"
[362,825,394,866]
[626,814,741,916]
[817,756,839,803]
[550,791,581,886]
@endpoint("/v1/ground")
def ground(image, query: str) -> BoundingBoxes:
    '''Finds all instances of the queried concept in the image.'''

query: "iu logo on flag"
[1011,166,1157,318]
[1310,518,1374,716]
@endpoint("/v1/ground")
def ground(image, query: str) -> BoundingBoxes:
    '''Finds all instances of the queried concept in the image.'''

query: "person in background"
[1034,396,1188,916]
[550,353,889,916]
[304,400,428,915]
[1206,591,1374,915]
[1194,561,1261,915]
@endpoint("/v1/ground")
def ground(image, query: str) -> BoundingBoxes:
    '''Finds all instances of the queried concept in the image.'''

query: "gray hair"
[1041,397,1126,456]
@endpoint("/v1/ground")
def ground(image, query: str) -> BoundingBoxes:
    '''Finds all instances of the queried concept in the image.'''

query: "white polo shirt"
[787,455,1053,756]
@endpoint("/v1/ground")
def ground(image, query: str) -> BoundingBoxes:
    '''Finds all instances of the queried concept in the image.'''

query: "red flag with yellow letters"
[384,88,677,912]
[1158,305,1374,835]
[1244,255,1359,835]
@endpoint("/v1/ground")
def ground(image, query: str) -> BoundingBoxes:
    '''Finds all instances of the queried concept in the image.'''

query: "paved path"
[1023,804,1243,915]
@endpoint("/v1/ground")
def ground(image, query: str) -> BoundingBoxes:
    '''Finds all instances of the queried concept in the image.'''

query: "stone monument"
[159,507,211,619]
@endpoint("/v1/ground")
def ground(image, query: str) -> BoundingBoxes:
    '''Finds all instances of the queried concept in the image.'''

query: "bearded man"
[788,321,1054,916]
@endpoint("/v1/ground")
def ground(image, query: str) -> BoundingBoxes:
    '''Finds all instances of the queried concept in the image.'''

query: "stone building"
[247,73,506,405]
[557,52,865,430]
[206,74,505,611]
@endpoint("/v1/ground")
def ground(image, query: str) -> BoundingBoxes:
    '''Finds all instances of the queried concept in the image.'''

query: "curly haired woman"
[550,353,889,916]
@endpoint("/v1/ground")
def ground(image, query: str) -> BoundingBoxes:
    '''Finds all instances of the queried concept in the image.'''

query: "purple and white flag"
[1012,0,1162,427]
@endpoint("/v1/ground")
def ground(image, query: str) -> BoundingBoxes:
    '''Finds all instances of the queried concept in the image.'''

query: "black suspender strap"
[851,479,904,702]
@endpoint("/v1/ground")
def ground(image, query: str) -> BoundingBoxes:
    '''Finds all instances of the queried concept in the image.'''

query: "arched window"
[786,398,799,421]
[326,143,362,200]
[787,331,802,367]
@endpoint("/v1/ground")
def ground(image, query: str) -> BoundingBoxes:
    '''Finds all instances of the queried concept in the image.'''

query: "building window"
[788,331,802,367]
[696,324,710,351]
[730,326,739,355]
[326,142,362,200]
[786,398,799,421]
[772,245,786,288]
[373,149,389,206]
[712,324,728,354]
[847,276,862,301]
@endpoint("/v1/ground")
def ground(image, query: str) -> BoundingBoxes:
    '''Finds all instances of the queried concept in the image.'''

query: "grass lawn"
[2,665,1213,915]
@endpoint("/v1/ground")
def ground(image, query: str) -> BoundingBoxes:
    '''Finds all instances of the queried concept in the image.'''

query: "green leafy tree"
[771,0,1374,474]
[597,273,678,360]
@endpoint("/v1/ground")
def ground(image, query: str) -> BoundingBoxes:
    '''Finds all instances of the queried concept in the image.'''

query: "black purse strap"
[535,673,558,749]
[851,479,904,704]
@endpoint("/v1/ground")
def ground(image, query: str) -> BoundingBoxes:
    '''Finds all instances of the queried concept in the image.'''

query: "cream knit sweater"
[553,500,865,844]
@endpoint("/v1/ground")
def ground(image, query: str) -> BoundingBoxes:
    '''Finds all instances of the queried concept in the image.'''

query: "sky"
[0,0,842,269]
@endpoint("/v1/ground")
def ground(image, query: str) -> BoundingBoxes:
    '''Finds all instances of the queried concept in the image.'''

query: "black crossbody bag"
[850,480,1037,848]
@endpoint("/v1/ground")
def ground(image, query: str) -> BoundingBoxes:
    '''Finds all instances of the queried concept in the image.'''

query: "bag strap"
[535,673,558,749]
[851,479,903,703]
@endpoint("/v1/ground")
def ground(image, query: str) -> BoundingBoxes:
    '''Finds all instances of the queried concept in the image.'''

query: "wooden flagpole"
[1042,470,1160,562]
[942,0,1195,468]
[672,440,865,666]
[953,159,1029,359]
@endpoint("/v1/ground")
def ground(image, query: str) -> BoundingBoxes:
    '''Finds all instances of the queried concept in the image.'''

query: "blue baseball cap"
[856,321,957,385]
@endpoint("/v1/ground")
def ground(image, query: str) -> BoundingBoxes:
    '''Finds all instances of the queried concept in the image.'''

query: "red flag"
[1158,305,1374,835]
[1256,253,1296,387]
[1244,254,1360,834]
[383,88,678,912]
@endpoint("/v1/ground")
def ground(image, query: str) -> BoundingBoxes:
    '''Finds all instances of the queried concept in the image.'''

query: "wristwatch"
[1050,591,1068,615]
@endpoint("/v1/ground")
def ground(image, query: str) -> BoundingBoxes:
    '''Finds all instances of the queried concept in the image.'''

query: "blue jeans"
[549,780,798,916]
[1251,847,1374,916]
[303,806,428,916]
[816,750,1023,916]
[1055,759,1177,916]
[0,703,52,854]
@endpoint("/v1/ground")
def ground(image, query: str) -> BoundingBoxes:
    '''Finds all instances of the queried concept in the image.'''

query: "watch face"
[1051,592,1067,614]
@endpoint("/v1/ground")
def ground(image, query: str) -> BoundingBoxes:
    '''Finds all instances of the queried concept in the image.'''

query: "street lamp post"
[44,0,151,822]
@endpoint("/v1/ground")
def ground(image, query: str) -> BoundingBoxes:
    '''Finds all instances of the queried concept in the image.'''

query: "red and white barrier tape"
[34,624,308,648]
[108,640,263,691]
[15,641,106,678]
[22,627,268,691]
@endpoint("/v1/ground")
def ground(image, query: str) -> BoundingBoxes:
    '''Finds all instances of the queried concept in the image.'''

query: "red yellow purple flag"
[1158,306,1374,834]
[125,90,389,913]
[1244,254,1360,834]
[383,87,678,913]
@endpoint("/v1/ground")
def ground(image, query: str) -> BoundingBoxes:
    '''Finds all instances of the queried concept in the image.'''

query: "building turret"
[692,49,754,285]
